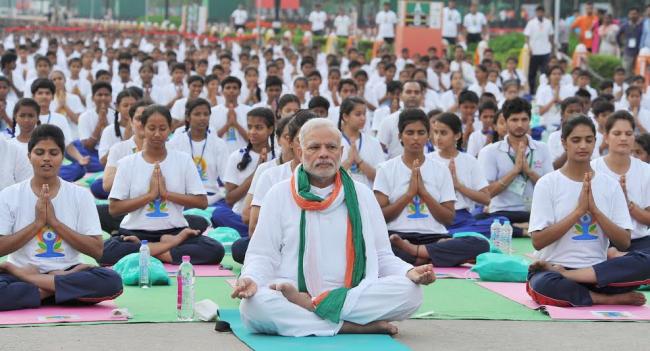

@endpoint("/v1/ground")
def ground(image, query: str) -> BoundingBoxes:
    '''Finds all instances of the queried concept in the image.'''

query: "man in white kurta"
[232,118,433,337]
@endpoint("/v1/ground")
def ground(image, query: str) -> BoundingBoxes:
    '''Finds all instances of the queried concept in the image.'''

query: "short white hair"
[299,118,342,149]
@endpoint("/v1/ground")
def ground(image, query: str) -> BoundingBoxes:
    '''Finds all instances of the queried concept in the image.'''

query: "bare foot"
[121,235,141,244]
[607,247,627,260]
[389,235,428,258]
[270,283,315,312]
[529,260,566,274]
[340,320,399,335]
[591,291,647,306]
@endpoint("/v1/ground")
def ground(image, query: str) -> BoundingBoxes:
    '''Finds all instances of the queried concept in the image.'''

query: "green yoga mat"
[219,309,411,351]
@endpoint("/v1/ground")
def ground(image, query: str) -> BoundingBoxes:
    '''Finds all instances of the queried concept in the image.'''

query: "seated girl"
[527,115,650,307]
[8,98,40,157]
[90,90,138,199]
[211,107,275,237]
[99,105,224,266]
[0,124,123,311]
[168,98,229,205]
[338,97,385,189]
[590,111,650,255]
[429,112,496,236]
[76,81,115,173]
[373,109,489,267]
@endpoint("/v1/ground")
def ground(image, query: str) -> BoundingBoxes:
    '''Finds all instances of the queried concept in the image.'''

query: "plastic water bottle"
[502,220,513,255]
[490,219,502,252]
[177,255,195,321]
[139,240,150,288]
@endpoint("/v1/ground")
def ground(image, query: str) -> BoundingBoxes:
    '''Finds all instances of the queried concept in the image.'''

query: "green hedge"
[587,54,622,84]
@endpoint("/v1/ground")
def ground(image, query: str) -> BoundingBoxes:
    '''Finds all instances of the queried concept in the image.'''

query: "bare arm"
[531,209,582,250]
[50,219,104,260]
[102,166,117,193]
[0,222,42,257]
[224,176,254,206]
[375,191,413,223]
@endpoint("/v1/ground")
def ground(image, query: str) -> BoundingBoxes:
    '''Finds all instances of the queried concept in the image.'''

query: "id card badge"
[585,30,593,39]
[508,177,527,197]
[629,38,637,48]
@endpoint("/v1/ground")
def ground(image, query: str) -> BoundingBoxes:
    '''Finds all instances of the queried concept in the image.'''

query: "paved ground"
[1,319,647,351]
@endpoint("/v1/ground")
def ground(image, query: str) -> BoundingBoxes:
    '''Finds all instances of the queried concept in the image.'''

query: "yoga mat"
[163,264,234,277]
[545,305,650,321]
[226,279,237,288]
[219,309,411,351]
[435,266,479,279]
[415,279,549,320]
[477,282,541,309]
[0,301,126,325]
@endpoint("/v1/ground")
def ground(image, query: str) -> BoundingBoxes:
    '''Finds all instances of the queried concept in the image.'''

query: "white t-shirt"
[98,124,126,159]
[66,77,92,99]
[534,85,562,127]
[109,150,206,231]
[428,151,487,211]
[468,82,503,101]
[478,135,553,213]
[0,179,102,273]
[449,60,476,84]
[223,148,270,214]
[530,170,632,268]
[591,157,650,240]
[252,161,293,207]
[170,97,190,121]
[209,104,252,154]
[168,130,229,202]
[377,110,403,159]
[106,137,137,168]
[442,7,462,38]
[523,17,554,56]
[309,10,328,32]
[15,113,73,147]
[547,130,602,161]
[500,69,527,86]
[463,12,487,34]
[334,15,352,36]
[231,9,248,25]
[374,156,457,234]
[78,109,111,142]
[151,83,189,106]
[248,158,283,196]
[0,137,32,191]
[376,10,398,39]
[466,130,489,158]
[341,132,386,189]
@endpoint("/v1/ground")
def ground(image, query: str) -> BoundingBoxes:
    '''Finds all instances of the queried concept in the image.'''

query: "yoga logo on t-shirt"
[146,197,169,218]
[35,226,65,258]
[193,156,208,182]
[226,127,237,142]
[572,214,598,241]
[407,195,429,219]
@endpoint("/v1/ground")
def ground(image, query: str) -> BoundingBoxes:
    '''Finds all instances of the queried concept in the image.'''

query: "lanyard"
[342,132,362,152]
[507,144,534,181]
[46,112,51,124]
[188,131,208,166]
[425,140,434,153]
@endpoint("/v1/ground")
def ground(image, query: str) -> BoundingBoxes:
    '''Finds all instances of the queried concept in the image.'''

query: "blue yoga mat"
[219,309,411,351]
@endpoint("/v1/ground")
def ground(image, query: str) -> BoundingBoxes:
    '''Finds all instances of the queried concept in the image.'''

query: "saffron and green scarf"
[290,165,366,323]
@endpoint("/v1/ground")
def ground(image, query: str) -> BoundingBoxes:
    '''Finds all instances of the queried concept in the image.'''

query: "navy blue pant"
[231,236,250,264]
[72,140,104,173]
[90,178,110,199]
[211,200,248,236]
[59,162,86,182]
[0,266,123,311]
[629,236,650,253]
[527,251,650,306]
[389,231,490,267]
[447,209,504,238]
[99,227,225,266]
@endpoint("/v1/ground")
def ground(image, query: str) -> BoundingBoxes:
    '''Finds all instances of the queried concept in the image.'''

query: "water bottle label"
[177,275,183,309]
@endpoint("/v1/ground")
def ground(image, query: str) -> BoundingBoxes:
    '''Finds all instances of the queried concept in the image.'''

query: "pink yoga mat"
[0,301,127,325]
[435,266,480,279]
[163,263,234,277]
[477,282,541,309]
[478,282,650,320]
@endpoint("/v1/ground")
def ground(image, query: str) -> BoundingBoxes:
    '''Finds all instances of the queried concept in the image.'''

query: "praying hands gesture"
[35,184,58,228]
[343,144,361,170]
[406,264,435,285]
[449,159,462,190]
[226,104,237,127]
[576,172,599,217]
[148,163,168,201]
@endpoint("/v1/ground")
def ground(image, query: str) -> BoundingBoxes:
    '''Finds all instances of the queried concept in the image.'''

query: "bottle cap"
[182,255,191,262]
[141,240,148,245]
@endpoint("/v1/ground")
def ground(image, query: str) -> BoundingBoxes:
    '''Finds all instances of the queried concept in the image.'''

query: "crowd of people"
[1,0,650,336]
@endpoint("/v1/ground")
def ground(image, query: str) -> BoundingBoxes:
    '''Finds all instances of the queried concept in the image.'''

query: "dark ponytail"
[338,96,366,131]
[435,112,463,150]
[114,90,138,139]
[237,107,276,170]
